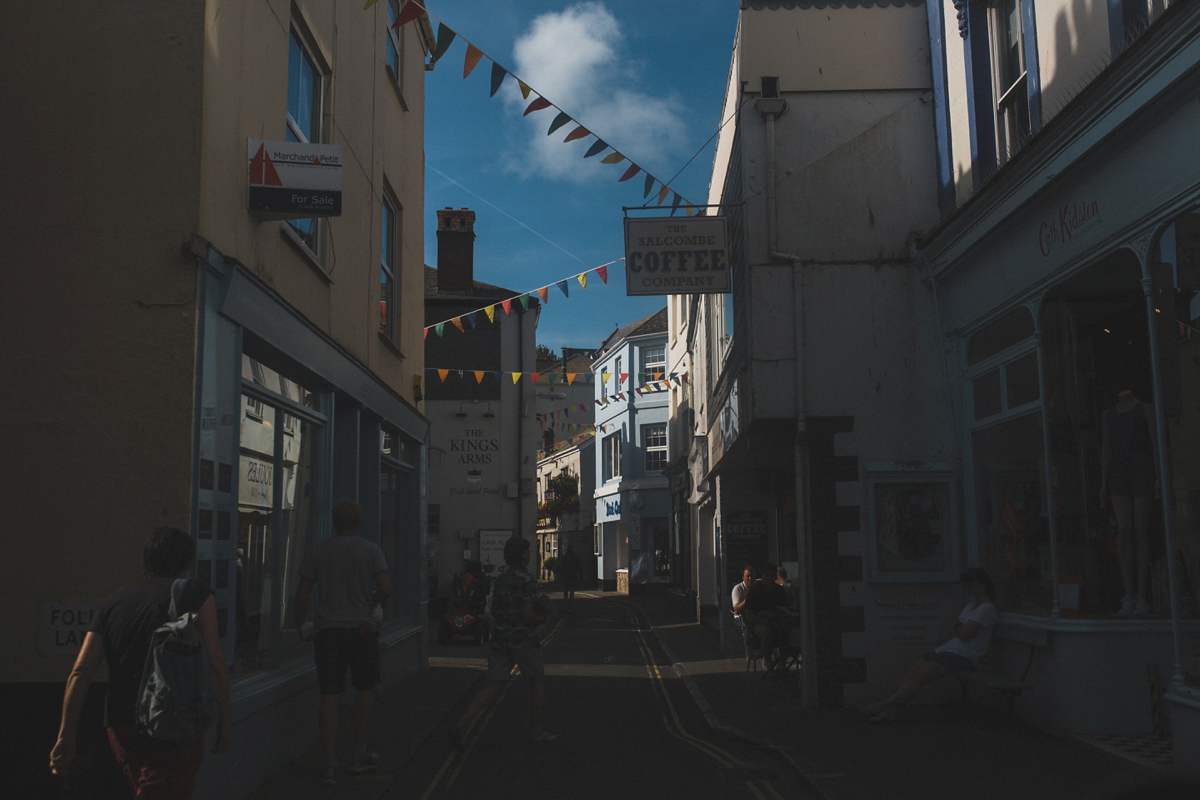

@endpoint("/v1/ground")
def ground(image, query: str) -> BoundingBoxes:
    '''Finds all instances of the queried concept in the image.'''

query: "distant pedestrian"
[559,546,583,612]
[448,536,557,747]
[50,526,233,797]
[292,499,392,785]
[859,568,996,722]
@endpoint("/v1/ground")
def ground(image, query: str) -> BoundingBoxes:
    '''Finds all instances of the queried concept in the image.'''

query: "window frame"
[988,0,1029,166]
[602,432,622,483]
[285,23,329,257]
[640,344,666,379]
[642,422,667,473]
[380,188,400,342]
[385,0,408,107]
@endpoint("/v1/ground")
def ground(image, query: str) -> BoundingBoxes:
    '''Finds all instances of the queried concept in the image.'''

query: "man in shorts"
[448,536,557,746]
[293,499,391,784]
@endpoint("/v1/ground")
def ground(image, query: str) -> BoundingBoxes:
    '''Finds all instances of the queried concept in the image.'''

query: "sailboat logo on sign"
[246,138,343,217]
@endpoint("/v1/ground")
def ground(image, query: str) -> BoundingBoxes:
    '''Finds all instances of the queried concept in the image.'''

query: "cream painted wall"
[741,5,931,92]
[2,1,208,682]
[1035,0,1111,124]
[198,0,427,407]
[942,4,975,205]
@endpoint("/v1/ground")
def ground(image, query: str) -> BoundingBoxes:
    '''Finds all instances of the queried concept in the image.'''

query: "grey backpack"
[135,579,216,740]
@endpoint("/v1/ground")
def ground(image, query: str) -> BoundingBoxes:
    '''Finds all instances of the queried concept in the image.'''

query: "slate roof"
[594,307,668,358]
[423,265,525,302]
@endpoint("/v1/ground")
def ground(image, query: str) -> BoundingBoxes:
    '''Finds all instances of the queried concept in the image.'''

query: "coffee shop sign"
[1039,199,1099,257]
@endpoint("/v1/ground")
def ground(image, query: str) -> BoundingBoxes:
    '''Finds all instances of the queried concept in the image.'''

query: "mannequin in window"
[1100,390,1159,616]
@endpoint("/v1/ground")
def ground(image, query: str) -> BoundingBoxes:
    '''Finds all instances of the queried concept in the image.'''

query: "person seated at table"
[745,563,797,675]
[731,565,756,619]
[858,568,997,722]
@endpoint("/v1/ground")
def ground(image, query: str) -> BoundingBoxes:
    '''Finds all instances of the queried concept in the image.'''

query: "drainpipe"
[1032,311,1063,619]
[759,96,816,707]
[1140,270,1186,686]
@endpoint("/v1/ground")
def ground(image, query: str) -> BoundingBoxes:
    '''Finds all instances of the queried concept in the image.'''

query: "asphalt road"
[386,593,818,800]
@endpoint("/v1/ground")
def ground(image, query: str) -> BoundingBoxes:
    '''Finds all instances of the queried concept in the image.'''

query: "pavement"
[248,588,1197,800]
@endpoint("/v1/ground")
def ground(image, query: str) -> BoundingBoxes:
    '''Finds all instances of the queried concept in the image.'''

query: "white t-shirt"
[731,581,752,614]
[934,601,998,665]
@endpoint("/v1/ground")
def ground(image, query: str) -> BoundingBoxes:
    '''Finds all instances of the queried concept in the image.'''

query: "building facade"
[677,0,1200,749]
[593,309,673,591]
[536,439,597,583]
[424,209,541,597]
[3,2,432,796]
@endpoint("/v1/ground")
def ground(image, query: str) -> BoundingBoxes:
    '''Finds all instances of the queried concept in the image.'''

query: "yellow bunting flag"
[437,369,449,382]
[511,373,522,385]
[601,152,625,164]
[578,273,588,290]
[464,44,484,79]
[518,80,532,99]
[485,305,496,323]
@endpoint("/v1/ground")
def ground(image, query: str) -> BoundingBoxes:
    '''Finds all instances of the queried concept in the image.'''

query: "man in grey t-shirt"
[293,500,391,784]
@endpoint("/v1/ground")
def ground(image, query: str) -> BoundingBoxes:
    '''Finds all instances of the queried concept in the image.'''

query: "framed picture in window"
[865,466,958,581]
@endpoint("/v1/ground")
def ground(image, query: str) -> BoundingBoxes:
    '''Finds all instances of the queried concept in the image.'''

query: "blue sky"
[421,0,739,355]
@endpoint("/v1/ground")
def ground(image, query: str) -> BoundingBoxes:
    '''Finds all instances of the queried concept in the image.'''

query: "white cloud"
[500,2,689,184]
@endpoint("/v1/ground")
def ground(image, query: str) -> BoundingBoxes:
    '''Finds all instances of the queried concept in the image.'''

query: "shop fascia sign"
[247,139,342,218]
[623,216,730,296]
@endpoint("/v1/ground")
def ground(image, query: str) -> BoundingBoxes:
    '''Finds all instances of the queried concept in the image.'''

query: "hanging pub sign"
[623,216,730,296]
[247,139,343,218]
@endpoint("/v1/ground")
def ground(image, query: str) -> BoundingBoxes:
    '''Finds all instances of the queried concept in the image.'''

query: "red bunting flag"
[391,0,426,28]
[423,327,429,340]
[524,97,552,116]
[501,298,513,315]
[635,388,644,397]
[464,44,484,78]
[564,126,590,143]
[619,373,629,384]
[619,164,641,182]
[596,264,608,284]
[658,184,671,205]
[529,372,541,385]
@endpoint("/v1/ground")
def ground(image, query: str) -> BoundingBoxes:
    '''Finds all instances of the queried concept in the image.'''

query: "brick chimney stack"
[436,208,476,293]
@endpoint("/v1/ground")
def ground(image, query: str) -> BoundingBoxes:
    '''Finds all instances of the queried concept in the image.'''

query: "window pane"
[279,414,319,665]
[236,396,275,679]
[288,32,317,143]
[968,307,1035,365]
[973,369,1003,420]
[1005,351,1040,408]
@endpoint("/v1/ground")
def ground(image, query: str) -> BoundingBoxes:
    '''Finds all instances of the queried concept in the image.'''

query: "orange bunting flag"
[530,372,541,384]
[578,273,588,290]
[524,97,552,116]
[657,184,671,205]
[485,305,496,323]
[563,126,590,143]
[537,286,549,304]
[437,369,449,382]
[566,373,577,385]
[596,264,608,283]
[463,44,484,79]
[511,373,522,385]
[392,0,426,28]
[501,299,513,316]
[619,164,641,182]
[474,371,485,384]
[451,317,464,332]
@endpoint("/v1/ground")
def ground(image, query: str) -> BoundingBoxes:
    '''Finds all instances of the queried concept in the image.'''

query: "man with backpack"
[50,526,233,797]
[292,499,391,785]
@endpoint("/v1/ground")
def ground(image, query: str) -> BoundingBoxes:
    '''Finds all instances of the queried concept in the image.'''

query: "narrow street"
[387,593,816,800]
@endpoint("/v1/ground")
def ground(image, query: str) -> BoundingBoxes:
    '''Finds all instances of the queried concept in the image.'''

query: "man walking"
[558,545,582,613]
[293,499,391,785]
[448,536,557,747]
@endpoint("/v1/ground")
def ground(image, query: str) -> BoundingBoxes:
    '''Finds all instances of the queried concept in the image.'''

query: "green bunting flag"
[547,112,572,136]
[433,23,456,61]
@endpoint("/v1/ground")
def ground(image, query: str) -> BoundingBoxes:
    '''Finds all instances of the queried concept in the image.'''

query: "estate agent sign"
[248,139,343,217]
[624,216,730,295]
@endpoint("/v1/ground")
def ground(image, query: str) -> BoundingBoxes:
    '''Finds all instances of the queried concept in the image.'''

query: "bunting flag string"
[424,258,622,336]
[386,0,699,215]
[424,369,685,391]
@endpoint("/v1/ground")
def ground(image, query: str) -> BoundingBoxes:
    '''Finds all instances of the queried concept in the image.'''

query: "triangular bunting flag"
[547,112,571,136]
[596,264,608,284]
[537,286,549,304]
[391,0,426,29]
[518,80,532,99]
[556,280,568,298]
[433,24,456,61]
[463,44,484,79]
[644,173,655,198]
[451,317,464,332]
[485,305,496,323]
[564,126,590,143]
[578,273,588,290]
[686,203,694,217]
[524,97,552,116]
[636,388,644,397]
[658,184,671,205]
[601,151,625,164]
[423,327,429,340]
[682,373,689,383]
[670,192,682,216]
[437,369,449,382]
[435,322,445,337]
[519,294,530,310]
[529,372,541,384]
[501,299,513,316]
[619,373,629,384]
[566,373,577,385]
[595,399,603,406]
[467,311,478,328]
[545,373,558,385]
[619,164,641,182]
[474,371,485,384]
[511,373,522,385]
[490,62,507,96]
[584,140,608,159]
[698,208,707,216]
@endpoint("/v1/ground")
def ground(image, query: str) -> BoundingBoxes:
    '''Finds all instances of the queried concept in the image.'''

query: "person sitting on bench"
[859,568,997,722]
